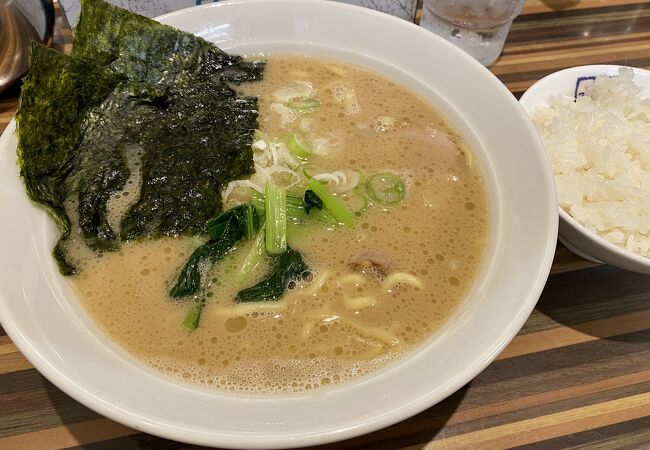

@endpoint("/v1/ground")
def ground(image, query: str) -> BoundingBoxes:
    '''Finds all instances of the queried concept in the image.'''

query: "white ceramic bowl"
[520,65,650,274]
[0,0,557,448]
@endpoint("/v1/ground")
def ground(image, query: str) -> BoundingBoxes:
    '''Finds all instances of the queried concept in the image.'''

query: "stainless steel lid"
[0,0,54,94]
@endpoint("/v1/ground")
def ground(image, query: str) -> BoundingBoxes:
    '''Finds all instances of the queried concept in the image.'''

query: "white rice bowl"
[532,68,650,258]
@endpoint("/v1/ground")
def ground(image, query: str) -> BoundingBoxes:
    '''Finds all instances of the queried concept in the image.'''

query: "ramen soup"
[68,56,488,393]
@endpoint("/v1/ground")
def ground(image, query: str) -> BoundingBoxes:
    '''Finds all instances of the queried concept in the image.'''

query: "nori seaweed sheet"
[119,82,259,241]
[72,0,265,86]
[15,0,264,275]
[15,43,125,274]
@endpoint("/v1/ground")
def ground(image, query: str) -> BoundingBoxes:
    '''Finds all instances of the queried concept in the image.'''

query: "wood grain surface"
[1,1,650,449]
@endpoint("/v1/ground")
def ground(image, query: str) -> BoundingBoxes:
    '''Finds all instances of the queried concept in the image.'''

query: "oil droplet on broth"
[225,316,248,333]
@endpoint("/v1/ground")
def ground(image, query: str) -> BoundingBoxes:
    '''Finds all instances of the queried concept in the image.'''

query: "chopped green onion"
[365,173,406,205]
[182,300,204,331]
[286,96,321,112]
[306,178,356,226]
[287,132,313,159]
[264,182,287,255]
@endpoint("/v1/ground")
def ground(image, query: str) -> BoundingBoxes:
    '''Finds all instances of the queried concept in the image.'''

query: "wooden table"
[1,1,650,448]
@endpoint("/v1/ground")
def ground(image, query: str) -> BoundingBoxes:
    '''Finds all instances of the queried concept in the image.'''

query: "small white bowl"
[520,65,650,274]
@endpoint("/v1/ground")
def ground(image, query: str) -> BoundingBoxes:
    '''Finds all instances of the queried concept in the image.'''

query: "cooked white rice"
[533,67,650,257]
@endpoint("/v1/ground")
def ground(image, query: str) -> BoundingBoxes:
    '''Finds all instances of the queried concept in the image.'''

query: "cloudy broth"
[69,55,488,393]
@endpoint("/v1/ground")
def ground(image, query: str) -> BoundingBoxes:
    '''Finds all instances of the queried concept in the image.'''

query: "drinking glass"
[420,0,524,66]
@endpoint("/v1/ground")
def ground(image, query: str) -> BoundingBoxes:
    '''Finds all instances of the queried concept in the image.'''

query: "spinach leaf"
[236,247,311,303]
[303,189,323,214]
[170,207,247,298]
[206,204,257,239]
[169,225,242,299]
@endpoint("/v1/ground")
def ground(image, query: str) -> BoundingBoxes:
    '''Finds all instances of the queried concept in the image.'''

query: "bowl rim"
[0,0,558,447]
[519,64,650,270]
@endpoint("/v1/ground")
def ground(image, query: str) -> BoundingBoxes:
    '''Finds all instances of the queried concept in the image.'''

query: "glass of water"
[420,0,524,66]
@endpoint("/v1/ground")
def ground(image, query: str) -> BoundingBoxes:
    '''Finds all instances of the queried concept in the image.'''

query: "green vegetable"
[252,191,306,220]
[311,208,337,225]
[365,173,406,205]
[182,299,204,331]
[206,204,259,239]
[238,227,267,288]
[169,232,239,298]
[243,204,259,240]
[287,132,313,159]
[302,166,318,179]
[286,96,320,112]
[303,189,323,214]
[301,164,326,179]
[306,178,356,226]
[236,246,310,302]
[251,190,265,215]
[286,195,308,219]
[170,207,246,298]
[173,204,262,327]
[264,183,287,255]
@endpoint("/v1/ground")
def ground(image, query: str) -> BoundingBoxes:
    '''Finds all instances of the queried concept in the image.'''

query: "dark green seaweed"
[119,82,258,241]
[236,247,311,303]
[15,43,124,273]
[73,0,264,86]
[16,0,265,274]
[74,83,163,250]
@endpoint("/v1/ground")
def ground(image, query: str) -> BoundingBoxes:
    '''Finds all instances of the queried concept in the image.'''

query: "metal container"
[0,0,54,94]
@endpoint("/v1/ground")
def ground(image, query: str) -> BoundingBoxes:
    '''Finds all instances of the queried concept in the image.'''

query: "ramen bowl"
[0,0,557,447]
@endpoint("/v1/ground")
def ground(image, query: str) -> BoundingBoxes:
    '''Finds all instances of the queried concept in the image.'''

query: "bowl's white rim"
[520,64,650,270]
[0,0,558,447]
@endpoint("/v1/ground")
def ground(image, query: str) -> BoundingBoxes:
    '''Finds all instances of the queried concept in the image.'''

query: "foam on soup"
[69,56,488,393]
